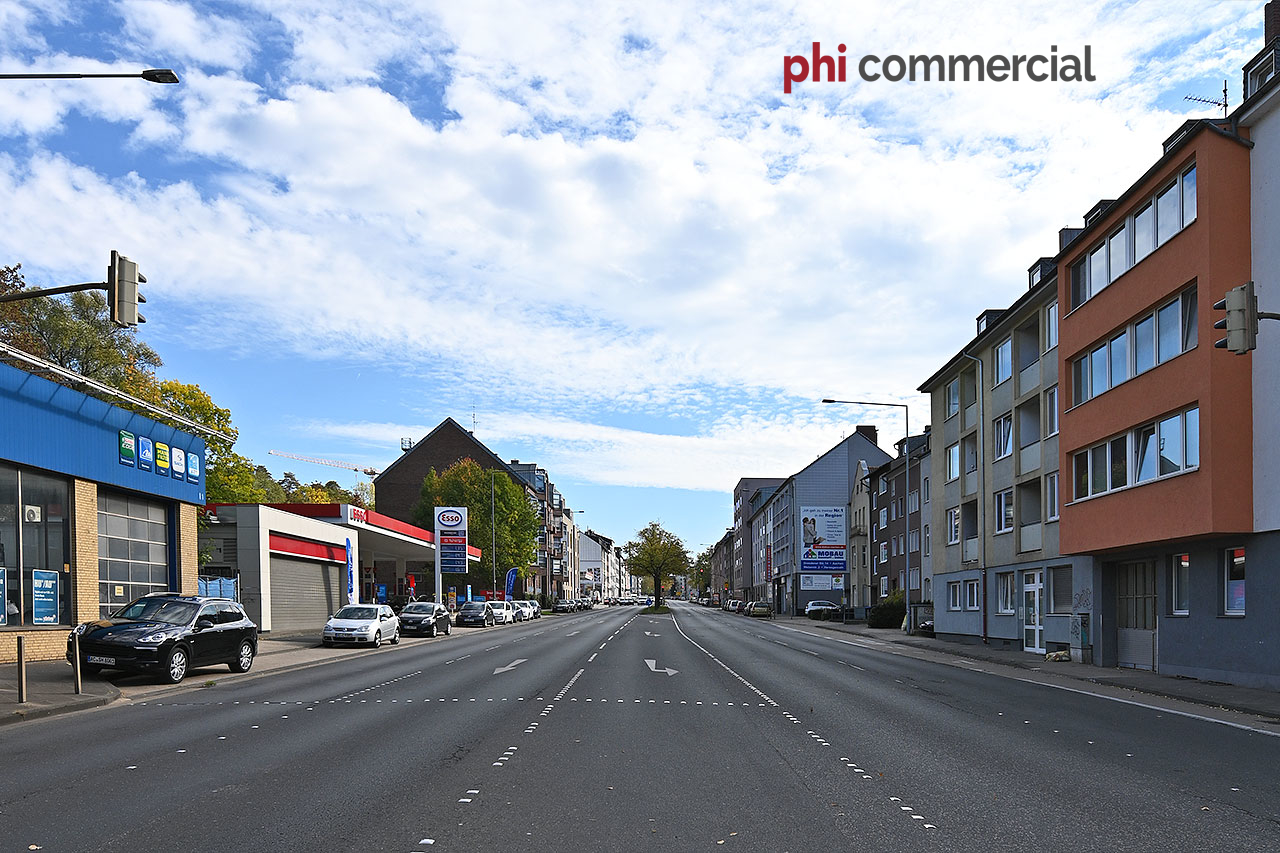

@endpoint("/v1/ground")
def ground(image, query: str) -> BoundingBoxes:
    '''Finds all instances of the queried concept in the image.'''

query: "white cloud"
[120,0,255,71]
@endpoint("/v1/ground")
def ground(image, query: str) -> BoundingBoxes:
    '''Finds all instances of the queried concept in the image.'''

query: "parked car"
[322,604,400,648]
[522,600,542,619]
[804,600,841,620]
[733,600,748,614]
[67,593,257,685]
[398,602,451,637]
[553,598,574,613]
[488,600,517,625]
[746,600,772,618]
[723,598,738,612]
[581,598,593,610]
[456,601,495,627]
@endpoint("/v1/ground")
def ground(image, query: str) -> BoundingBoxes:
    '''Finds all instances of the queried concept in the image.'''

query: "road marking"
[588,653,597,662]
[645,631,661,636]
[493,659,528,675]
[645,659,679,676]
[566,631,580,636]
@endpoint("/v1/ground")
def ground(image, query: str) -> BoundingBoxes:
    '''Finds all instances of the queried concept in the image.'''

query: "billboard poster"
[137,436,154,471]
[155,442,171,475]
[435,506,469,574]
[171,447,186,480]
[800,506,846,572]
[32,570,58,624]
[186,451,200,483]
[800,573,834,591]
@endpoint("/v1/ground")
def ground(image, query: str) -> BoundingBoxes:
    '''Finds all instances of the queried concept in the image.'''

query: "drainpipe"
[960,351,989,643]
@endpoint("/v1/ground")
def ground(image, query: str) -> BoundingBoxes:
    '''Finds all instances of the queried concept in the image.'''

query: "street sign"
[435,506,469,573]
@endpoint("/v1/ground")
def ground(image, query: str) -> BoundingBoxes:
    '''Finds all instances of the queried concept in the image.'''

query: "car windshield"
[402,603,434,614]
[460,603,485,611]
[113,598,199,625]
[334,606,378,620]
[810,601,836,607]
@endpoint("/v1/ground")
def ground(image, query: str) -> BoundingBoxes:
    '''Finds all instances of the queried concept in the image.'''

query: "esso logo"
[438,510,463,527]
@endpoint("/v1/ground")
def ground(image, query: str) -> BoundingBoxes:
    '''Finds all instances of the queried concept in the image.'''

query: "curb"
[0,689,120,727]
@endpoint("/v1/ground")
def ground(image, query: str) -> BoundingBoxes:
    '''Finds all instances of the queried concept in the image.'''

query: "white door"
[1022,569,1044,654]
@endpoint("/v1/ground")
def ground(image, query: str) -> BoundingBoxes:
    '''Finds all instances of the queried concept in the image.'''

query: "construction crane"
[268,450,381,477]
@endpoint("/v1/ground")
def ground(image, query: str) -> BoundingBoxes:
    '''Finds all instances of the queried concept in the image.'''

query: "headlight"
[72,624,88,636]
[138,630,178,644]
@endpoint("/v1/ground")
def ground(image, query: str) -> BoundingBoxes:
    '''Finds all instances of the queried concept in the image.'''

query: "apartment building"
[733,477,785,602]
[920,259,1092,657]
[868,431,931,627]
[848,460,873,610]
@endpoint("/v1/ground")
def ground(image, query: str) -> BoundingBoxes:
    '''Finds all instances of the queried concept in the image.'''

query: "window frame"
[946,443,960,482]
[946,507,960,545]
[1171,553,1190,616]
[948,581,962,611]
[993,338,1013,386]
[1045,472,1059,521]
[964,578,981,610]
[945,378,960,419]
[996,572,1015,614]
[1044,386,1059,436]
[993,412,1013,460]
[1071,406,1199,502]
[994,489,1014,534]
[1224,547,1245,616]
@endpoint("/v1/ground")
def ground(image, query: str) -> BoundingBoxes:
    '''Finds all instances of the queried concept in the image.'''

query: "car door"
[381,605,398,637]
[189,603,225,665]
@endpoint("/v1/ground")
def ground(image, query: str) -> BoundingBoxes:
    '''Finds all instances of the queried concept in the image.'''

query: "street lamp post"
[491,470,498,601]
[822,398,912,629]
[0,69,180,84]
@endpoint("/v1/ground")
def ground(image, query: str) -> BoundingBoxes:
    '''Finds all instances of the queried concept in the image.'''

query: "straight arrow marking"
[493,659,528,675]
[645,659,679,676]
[644,631,661,636]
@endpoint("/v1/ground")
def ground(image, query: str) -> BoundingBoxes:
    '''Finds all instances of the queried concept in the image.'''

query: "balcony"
[1018,360,1040,396]
[963,469,978,497]
[1019,522,1042,553]
[1019,441,1041,474]
[963,402,977,430]
[963,537,978,562]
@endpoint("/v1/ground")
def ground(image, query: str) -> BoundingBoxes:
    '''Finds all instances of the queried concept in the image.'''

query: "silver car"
[321,604,400,647]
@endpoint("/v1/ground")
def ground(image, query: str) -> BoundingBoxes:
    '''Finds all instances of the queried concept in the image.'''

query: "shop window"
[1224,548,1245,615]
[1,465,71,627]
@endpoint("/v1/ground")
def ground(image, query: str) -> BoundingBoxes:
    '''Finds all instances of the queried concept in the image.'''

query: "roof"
[373,417,521,485]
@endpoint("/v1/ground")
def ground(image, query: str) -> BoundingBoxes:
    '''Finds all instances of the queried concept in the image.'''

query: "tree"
[622,522,689,608]
[411,458,539,595]
[691,546,713,594]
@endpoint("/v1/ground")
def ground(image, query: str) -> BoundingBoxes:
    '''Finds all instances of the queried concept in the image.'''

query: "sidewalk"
[774,613,1280,723]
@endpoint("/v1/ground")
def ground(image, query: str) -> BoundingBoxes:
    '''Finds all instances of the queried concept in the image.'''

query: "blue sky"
[0,0,1266,553]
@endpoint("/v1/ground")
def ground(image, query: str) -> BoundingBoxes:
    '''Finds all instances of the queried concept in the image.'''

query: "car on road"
[67,593,258,685]
[552,598,574,613]
[804,600,841,620]
[746,600,772,618]
[322,604,400,648]
[398,602,451,637]
[456,601,495,627]
[515,600,540,620]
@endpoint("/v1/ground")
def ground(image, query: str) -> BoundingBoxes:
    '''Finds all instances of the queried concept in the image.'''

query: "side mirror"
[196,616,215,630]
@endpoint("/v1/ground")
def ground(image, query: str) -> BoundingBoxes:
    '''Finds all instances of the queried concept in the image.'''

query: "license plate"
[87,655,115,665]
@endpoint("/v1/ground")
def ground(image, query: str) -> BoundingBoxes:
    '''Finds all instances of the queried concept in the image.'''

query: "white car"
[321,604,400,647]
[489,600,517,625]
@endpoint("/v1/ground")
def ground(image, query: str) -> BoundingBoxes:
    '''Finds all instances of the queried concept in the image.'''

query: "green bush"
[537,592,552,610]
[867,591,906,628]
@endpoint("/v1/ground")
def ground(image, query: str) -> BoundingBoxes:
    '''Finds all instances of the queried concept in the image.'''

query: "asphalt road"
[2,603,1278,852]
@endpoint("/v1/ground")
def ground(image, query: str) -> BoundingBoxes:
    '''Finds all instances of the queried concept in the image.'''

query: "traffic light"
[1213,281,1257,355]
[107,250,147,327]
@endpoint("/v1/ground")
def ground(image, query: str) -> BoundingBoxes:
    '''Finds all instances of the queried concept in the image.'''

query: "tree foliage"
[411,458,539,594]
[690,545,713,594]
[622,522,689,607]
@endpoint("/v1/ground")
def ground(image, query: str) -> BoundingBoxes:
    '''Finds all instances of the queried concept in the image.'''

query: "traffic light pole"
[0,281,105,302]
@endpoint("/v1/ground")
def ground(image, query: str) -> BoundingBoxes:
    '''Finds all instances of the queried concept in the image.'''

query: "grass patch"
[641,605,670,614]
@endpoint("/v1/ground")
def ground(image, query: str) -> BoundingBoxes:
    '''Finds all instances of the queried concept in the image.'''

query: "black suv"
[67,593,258,685]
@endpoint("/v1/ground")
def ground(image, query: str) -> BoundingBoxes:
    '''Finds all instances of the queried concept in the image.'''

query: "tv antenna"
[1185,79,1228,118]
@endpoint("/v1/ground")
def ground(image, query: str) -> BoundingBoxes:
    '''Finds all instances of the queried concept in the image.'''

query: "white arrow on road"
[565,631,580,636]
[644,631,661,637]
[493,659,528,675]
[645,659,678,676]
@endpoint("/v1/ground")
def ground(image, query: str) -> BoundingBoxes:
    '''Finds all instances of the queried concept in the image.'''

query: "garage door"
[269,557,342,634]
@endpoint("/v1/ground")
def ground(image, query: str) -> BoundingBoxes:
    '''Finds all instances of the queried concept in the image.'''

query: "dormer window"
[1247,48,1276,97]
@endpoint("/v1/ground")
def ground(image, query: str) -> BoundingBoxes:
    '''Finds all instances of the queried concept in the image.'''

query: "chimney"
[855,425,879,447]
[1268,1,1280,44]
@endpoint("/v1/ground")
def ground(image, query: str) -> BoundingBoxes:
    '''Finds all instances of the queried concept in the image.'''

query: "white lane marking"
[644,659,679,676]
[493,659,528,675]
[588,653,597,662]
[1009,676,1280,738]
[566,631,580,636]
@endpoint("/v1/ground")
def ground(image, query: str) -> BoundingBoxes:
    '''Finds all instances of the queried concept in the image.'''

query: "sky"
[0,0,1266,554]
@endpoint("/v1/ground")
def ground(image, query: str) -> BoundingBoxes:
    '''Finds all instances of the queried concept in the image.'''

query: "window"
[1069,166,1196,309]
[994,338,1012,385]
[1223,548,1246,615]
[1050,566,1073,614]
[1070,287,1197,405]
[946,443,960,481]
[880,507,887,528]
[1045,386,1059,436]
[890,502,897,521]
[879,542,888,563]
[879,478,887,494]
[947,508,960,544]
[949,581,962,610]
[945,378,960,419]
[1248,52,1276,97]
[1,466,72,628]
[993,413,1013,460]
[891,537,898,557]
[923,524,930,556]
[997,572,1015,613]
[1046,472,1059,521]
[1045,303,1058,351]
[1071,407,1199,501]
[908,530,919,552]
[923,477,930,504]
[995,489,1014,533]
[908,490,919,513]
[965,579,981,610]
[1171,553,1189,615]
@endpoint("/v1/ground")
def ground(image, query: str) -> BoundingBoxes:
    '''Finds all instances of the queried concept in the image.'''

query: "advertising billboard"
[435,506,469,574]
[800,506,846,572]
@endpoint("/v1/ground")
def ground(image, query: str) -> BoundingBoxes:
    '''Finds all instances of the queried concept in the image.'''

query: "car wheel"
[372,630,382,648]
[444,619,451,635]
[391,627,400,645]
[428,621,437,638]
[230,639,255,673]
[163,646,189,684]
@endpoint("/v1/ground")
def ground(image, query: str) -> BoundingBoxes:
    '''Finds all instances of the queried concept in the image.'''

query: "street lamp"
[0,69,180,84]
[822,398,913,628]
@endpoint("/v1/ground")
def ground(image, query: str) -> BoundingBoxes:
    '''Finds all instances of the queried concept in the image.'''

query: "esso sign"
[437,510,464,527]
